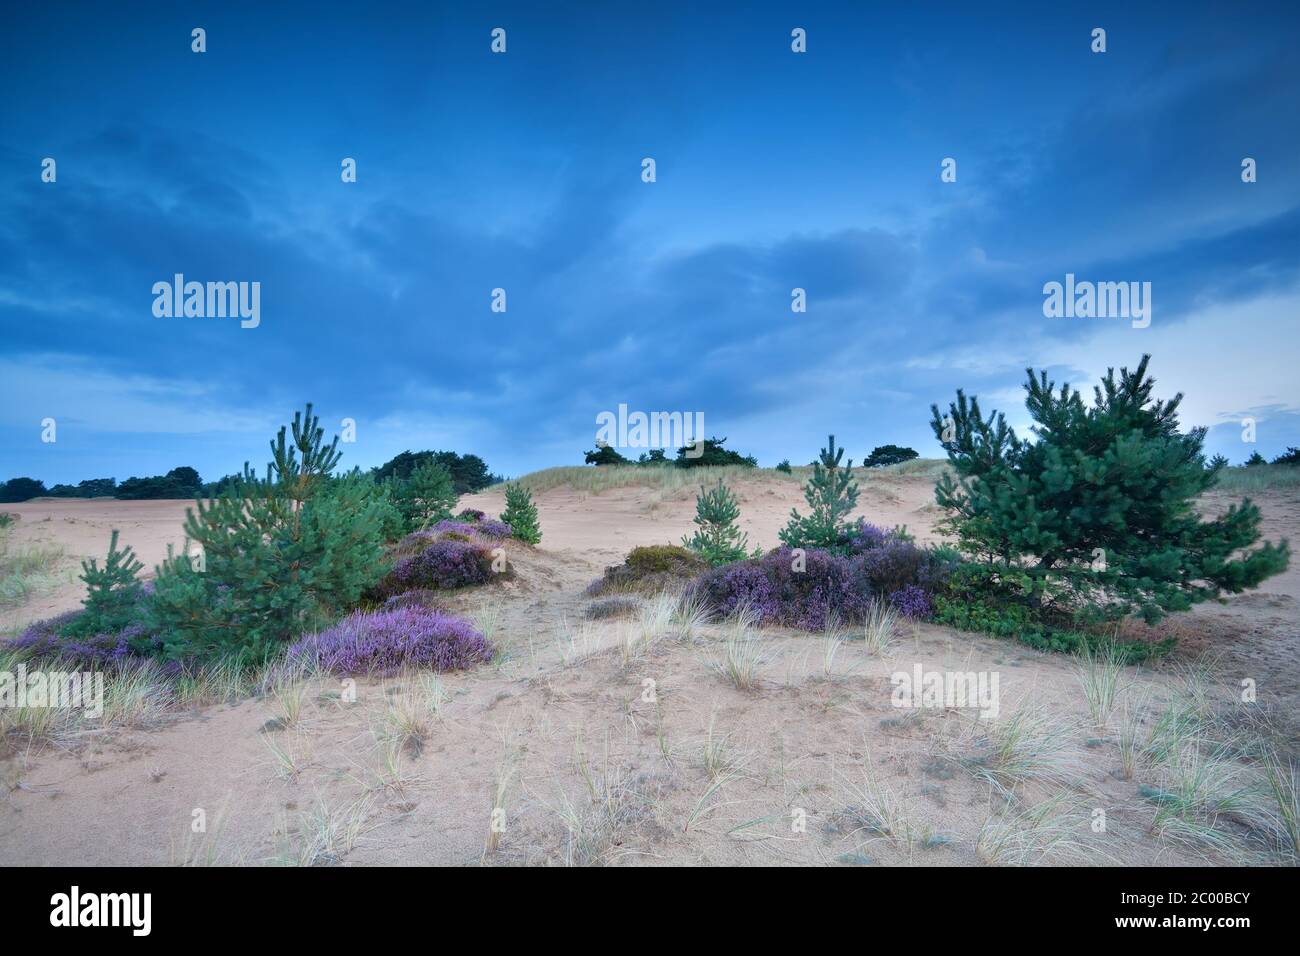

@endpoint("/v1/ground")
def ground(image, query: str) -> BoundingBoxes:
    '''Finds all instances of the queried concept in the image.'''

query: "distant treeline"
[584,436,759,468]
[0,450,501,503]
[581,437,923,470]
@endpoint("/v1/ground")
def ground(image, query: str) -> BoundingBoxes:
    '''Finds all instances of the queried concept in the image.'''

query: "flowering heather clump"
[457,508,486,522]
[690,561,775,620]
[393,530,440,557]
[859,538,930,595]
[9,610,161,668]
[840,519,893,555]
[287,607,493,676]
[380,589,448,612]
[690,547,869,631]
[475,519,513,539]
[889,585,932,619]
[431,518,511,540]
[376,539,498,597]
[688,527,951,631]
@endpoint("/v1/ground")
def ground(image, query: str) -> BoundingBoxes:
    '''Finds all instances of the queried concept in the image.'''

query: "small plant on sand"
[862,600,897,655]
[0,521,65,609]
[706,632,769,692]
[1264,753,1300,859]
[976,794,1096,865]
[274,795,373,866]
[700,714,750,783]
[485,759,516,855]
[779,435,859,550]
[499,482,541,544]
[682,480,752,566]
[1073,642,1130,728]
[965,703,1079,798]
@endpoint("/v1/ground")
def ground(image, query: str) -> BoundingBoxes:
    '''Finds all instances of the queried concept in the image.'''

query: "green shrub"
[930,355,1288,625]
[500,482,542,544]
[682,480,752,565]
[779,435,859,550]
[389,458,458,532]
[149,405,397,661]
[932,593,1173,662]
[588,545,708,596]
[775,459,793,474]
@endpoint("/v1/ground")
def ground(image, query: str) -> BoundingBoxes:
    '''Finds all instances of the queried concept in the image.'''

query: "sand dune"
[1,469,1296,866]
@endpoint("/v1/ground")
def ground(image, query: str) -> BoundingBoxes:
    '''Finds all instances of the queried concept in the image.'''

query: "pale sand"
[1,470,1296,866]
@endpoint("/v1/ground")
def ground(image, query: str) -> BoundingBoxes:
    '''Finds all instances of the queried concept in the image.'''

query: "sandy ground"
[1,470,1296,866]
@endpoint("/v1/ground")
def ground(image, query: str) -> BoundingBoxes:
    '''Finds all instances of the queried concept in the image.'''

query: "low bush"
[287,607,493,676]
[430,518,512,540]
[688,523,952,631]
[587,544,709,596]
[888,584,932,619]
[930,564,1174,661]
[690,547,868,630]
[7,533,165,666]
[374,539,501,597]
[9,610,153,668]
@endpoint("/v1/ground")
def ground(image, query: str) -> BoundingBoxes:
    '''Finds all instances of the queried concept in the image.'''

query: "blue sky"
[2,1,1298,485]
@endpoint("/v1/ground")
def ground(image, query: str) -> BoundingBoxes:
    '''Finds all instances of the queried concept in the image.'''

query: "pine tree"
[779,435,859,550]
[682,480,751,565]
[390,458,457,531]
[929,355,1290,624]
[67,529,144,636]
[500,482,542,544]
[150,404,398,660]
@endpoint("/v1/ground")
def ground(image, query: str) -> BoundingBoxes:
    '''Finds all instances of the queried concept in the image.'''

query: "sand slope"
[1,470,1296,866]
